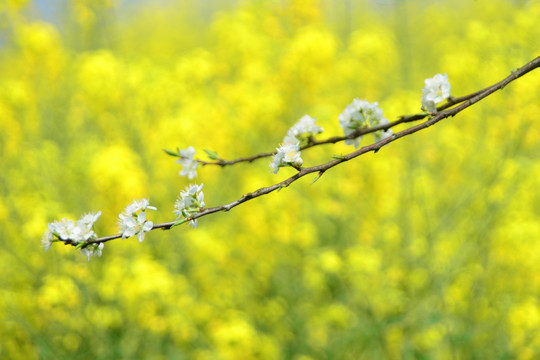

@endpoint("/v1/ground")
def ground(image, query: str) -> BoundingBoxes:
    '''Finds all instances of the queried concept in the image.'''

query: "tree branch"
[78,55,539,248]
[190,63,535,167]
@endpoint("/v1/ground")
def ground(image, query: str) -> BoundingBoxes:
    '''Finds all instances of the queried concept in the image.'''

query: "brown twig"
[192,114,424,166]
[81,55,539,247]
[188,73,513,166]
[200,151,275,166]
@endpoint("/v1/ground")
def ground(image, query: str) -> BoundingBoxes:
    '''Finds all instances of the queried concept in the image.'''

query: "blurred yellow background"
[1,0,539,358]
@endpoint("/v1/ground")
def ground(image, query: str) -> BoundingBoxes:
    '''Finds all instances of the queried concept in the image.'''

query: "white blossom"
[41,230,53,251]
[136,198,157,211]
[81,242,104,262]
[44,211,102,257]
[46,211,101,244]
[177,146,199,179]
[118,199,156,242]
[123,199,147,216]
[421,73,451,113]
[78,211,102,228]
[287,114,323,140]
[123,199,157,215]
[269,154,282,174]
[124,202,138,217]
[48,218,79,241]
[270,135,303,174]
[76,211,102,240]
[370,115,393,141]
[174,184,205,228]
[339,99,387,148]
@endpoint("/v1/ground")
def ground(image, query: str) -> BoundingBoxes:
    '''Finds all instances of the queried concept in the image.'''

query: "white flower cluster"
[421,73,451,113]
[286,114,324,140]
[43,211,103,261]
[177,146,198,179]
[339,99,392,148]
[81,243,104,262]
[174,184,205,228]
[270,135,303,174]
[270,114,324,174]
[118,198,157,242]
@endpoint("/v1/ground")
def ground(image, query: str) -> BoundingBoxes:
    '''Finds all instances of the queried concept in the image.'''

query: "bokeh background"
[1,0,539,358]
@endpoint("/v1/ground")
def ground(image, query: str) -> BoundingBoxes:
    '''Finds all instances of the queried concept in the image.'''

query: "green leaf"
[163,148,179,157]
[311,173,322,184]
[332,155,344,160]
[171,219,188,228]
[204,149,219,160]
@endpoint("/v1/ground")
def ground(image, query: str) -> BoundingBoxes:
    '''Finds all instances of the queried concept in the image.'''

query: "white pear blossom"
[177,146,199,179]
[136,198,157,211]
[78,212,102,228]
[270,135,303,174]
[118,199,156,242]
[41,230,54,251]
[339,99,388,148]
[370,116,393,141]
[44,211,102,258]
[48,218,79,241]
[174,184,205,228]
[46,211,101,244]
[287,115,323,140]
[76,211,102,240]
[123,199,157,215]
[421,73,451,113]
[81,242,104,262]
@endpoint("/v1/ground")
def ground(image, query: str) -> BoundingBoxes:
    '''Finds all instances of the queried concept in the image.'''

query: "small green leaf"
[311,172,324,184]
[171,219,188,228]
[75,241,87,250]
[277,185,284,192]
[204,149,219,160]
[332,155,344,160]
[163,148,179,157]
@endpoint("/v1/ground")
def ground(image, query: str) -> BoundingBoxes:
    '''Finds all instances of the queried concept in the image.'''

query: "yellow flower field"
[0,0,539,358]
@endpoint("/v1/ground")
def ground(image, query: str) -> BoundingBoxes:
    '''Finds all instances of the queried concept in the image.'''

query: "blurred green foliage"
[1,0,539,359]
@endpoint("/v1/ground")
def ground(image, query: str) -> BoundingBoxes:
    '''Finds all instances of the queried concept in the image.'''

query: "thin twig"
[190,75,510,166]
[81,56,539,247]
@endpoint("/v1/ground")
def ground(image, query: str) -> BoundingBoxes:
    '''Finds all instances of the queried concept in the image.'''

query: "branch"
[78,55,539,248]
[185,113,428,166]
[184,68,527,167]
